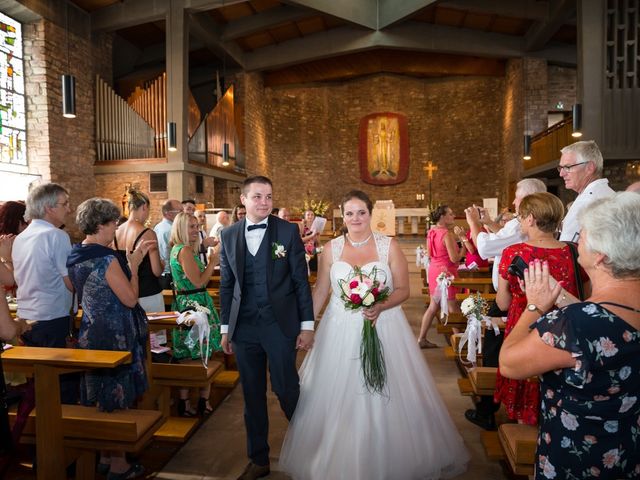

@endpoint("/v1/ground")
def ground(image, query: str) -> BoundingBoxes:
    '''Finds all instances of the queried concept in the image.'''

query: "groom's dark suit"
[219,215,314,467]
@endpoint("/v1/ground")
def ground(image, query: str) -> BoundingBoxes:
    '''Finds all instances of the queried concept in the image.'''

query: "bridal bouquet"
[338,265,390,394]
[458,293,498,365]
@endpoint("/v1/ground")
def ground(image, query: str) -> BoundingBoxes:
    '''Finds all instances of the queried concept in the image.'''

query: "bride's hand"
[363,304,383,326]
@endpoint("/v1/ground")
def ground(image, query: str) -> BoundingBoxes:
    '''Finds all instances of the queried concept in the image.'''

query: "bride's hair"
[340,190,373,214]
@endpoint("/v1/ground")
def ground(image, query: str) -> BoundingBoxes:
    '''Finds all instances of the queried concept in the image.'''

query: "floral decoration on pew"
[339,265,390,395]
[176,300,211,368]
[458,293,498,365]
[435,271,454,320]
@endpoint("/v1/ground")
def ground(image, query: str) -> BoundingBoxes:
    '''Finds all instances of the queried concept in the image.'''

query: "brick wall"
[239,73,507,215]
[547,66,576,112]
[524,57,548,137]
[503,59,525,203]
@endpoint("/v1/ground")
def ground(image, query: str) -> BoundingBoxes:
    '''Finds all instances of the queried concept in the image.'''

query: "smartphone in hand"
[507,255,528,280]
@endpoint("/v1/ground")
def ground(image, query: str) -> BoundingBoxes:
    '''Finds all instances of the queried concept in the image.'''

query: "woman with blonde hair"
[114,189,163,313]
[169,213,221,416]
[495,192,588,425]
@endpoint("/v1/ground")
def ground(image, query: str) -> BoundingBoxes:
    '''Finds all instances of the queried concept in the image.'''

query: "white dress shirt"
[245,218,268,256]
[475,218,526,290]
[559,178,615,242]
[13,219,73,320]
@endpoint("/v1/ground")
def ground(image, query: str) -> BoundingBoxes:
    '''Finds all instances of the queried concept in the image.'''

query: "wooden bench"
[423,292,497,303]
[141,314,240,442]
[2,346,162,480]
[498,423,538,476]
[452,276,495,293]
[468,367,498,396]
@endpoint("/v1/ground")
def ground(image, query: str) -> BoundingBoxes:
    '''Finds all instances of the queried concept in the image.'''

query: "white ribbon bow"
[458,314,500,365]
[176,310,211,368]
[436,273,453,320]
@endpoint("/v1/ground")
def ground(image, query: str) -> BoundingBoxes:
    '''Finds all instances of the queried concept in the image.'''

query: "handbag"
[565,242,585,300]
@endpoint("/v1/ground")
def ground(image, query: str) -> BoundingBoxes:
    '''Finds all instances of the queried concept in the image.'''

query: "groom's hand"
[221,333,233,354]
[296,330,314,351]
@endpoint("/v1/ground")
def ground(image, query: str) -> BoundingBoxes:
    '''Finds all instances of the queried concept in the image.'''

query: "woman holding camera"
[495,192,588,425]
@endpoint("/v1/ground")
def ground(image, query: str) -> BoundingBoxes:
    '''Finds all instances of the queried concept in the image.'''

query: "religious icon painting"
[358,112,409,185]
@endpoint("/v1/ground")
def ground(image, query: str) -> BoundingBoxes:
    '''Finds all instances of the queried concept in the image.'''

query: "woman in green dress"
[169,212,221,416]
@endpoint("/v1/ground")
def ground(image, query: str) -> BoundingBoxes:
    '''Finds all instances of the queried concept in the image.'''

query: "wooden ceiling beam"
[378,0,438,29]
[90,0,246,32]
[283,0,377,29]
[243,20,576,71]
[438,0,548,22]
[189,11,245,67]
[525,0,575,51]
[221,5,311,40]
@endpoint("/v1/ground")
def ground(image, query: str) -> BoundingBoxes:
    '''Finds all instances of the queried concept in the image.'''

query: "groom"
[219,176,315,480]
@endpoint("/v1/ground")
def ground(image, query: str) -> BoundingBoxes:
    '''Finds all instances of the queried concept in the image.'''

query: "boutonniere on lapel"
[271,242,287,259]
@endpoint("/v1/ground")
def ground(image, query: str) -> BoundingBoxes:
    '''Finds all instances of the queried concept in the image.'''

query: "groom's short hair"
[242,175,272,194]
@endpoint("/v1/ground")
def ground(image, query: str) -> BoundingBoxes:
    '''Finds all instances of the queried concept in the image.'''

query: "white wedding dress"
[279,234,469,480]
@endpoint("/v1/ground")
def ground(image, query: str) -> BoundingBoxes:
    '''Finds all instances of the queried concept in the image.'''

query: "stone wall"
[547,66,577,112]
[240,73,508,215]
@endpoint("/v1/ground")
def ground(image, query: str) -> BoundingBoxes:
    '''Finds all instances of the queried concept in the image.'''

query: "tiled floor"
[154,239,509,480]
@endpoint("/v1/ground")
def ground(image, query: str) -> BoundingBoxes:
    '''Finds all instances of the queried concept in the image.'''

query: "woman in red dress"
[417,205,467,348]
[495,192,588,425]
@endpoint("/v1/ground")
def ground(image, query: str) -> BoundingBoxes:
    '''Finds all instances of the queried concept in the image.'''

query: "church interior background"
[1,0,638,239]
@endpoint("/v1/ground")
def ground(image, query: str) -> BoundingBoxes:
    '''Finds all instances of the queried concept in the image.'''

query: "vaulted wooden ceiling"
[69,0,577,89]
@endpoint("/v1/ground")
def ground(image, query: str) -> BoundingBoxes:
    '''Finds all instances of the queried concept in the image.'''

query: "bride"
[279,190,469,480]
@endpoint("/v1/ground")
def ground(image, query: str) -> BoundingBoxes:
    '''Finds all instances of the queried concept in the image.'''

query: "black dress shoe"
[464,409,496,431]
[237,461,270,480]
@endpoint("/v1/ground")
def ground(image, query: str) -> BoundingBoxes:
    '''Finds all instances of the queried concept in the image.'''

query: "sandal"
[198,397,214,416]
[106,463,144,480]
[177,399,196,417]
[418,339,439,349]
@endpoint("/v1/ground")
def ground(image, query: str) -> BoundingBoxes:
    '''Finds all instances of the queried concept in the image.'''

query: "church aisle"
[156,239,508,480]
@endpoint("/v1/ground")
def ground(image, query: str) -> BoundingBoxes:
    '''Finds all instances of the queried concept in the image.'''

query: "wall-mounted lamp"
[222,142,230,166]
[523,134,532,160]
[572,104,582,138]
[62,74,76,118]
[167,122,177,151]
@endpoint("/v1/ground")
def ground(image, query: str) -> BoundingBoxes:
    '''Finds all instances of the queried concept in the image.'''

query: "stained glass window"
[0,12,26,167]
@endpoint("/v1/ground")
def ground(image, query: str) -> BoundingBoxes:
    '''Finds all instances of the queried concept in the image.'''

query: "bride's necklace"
[347,233,372,248]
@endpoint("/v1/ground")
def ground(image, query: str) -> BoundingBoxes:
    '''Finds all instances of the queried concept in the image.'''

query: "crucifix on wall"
[423,161,438,206]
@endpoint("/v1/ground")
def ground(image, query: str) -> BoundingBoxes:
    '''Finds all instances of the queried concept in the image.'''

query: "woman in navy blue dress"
[500,192,640,479]
[67,198,153,480]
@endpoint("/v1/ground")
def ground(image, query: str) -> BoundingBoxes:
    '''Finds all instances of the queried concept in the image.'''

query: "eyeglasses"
[56,201,70,207]
[557,161,588,173]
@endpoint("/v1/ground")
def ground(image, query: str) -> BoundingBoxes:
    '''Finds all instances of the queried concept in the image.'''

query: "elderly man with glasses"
[557,140,614,242]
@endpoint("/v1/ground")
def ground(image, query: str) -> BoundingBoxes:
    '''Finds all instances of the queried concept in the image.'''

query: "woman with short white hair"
[500,192,640,479]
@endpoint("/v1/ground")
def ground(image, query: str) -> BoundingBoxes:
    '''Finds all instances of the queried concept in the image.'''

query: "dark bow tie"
[247,223,267,231]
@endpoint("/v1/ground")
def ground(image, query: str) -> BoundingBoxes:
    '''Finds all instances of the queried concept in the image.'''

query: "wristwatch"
[527,304,544,315]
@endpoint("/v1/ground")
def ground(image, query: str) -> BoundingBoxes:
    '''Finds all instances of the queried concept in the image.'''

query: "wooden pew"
[2,346,163,480]
[468,367,497,396]
[142,314,240,442]
[452,277,495,293]
[498,423,538,476]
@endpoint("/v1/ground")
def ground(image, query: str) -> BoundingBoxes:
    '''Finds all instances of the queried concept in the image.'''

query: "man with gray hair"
[154,198,182,289]
[13,183,73,349]
[558,140,614,242]
[461,177,546,431]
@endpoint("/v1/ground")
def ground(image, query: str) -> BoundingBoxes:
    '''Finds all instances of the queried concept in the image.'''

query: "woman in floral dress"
[500,192,640,479]
[495,193,587,425]
[169,212,221,416]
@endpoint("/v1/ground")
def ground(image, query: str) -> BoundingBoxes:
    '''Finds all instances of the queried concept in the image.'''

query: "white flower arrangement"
[272,242,287,259]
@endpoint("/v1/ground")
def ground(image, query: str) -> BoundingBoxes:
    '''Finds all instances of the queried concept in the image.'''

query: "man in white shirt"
[462,178,546,431]
[153,199,182,289]
[558,140,615,242]
[13,183,73,346]
[209,210,230,240]
[12,183,76,402]
[467,178,547,291]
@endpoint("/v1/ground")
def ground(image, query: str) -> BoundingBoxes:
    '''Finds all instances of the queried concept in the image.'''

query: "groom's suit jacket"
[219,215,314,340]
